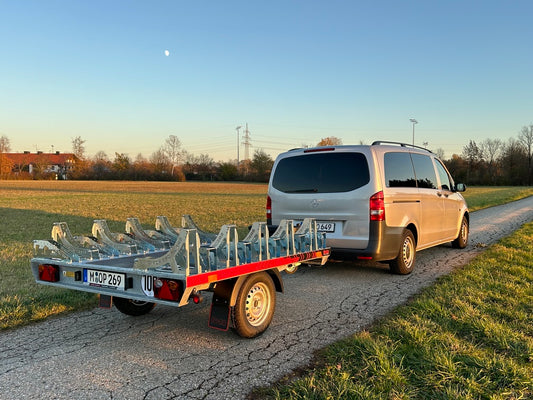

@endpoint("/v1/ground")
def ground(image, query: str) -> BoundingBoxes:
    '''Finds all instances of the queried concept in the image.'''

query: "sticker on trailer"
[141,275,154,297]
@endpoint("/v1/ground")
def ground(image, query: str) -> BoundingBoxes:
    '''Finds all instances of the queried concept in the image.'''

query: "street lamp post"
[409,118,418,145]
[236,126,242,165]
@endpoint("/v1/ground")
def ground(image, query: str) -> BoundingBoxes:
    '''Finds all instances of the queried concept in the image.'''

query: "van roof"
[286,141,433,155]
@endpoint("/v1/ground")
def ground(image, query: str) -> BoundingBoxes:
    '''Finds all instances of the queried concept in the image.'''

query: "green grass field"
[258,222,532,399]
[0,181,532,330]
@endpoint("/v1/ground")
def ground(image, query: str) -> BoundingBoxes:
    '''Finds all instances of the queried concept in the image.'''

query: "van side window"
[411,154,438,189]
[271,152,370,193]
[384,152,416,187]
[435,159,453,191]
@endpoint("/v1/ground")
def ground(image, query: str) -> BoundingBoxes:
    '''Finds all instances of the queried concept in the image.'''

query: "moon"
[164,50,170,56]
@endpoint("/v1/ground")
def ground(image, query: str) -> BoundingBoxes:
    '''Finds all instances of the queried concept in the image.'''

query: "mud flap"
[99,294,112,309]
[208,296,231,331]
[208,279,235,331]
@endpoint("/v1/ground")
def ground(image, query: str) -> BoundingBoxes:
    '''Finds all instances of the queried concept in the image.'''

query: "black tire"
[232,272,276,338]
[113,297,156,316]
[389,229,416,275]
[452,215,469,249]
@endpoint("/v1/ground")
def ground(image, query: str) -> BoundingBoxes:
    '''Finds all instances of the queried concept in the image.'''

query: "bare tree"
[0,135,11,178]
[71,136,86,160]
[433,147,446,160]
[163,135,183,166]
[518,124,533,185]
[150,148,170,174]
[499,138,528,185]
[317,136,343,146]
[462,140,483,184]
[480,138,502,184]
[0,135,10,153]
[93,151,109,162]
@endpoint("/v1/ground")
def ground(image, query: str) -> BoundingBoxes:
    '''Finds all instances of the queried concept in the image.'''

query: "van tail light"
[266,195,272,222]
[370,191,385,221]
[153,278,182,302]
[38,264,60,282]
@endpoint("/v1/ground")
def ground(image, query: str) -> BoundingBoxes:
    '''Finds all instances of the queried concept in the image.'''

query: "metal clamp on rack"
[91,220,140,255]
[134,228,202,275]
[125,218,170,250]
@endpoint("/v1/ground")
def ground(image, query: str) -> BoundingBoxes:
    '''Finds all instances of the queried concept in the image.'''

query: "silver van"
[266,141,469,274]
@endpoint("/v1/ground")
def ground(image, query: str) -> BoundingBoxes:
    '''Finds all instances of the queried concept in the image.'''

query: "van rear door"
[269,150,372,249]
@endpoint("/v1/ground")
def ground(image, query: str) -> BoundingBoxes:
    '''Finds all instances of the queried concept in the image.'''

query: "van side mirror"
[455,183,466,192]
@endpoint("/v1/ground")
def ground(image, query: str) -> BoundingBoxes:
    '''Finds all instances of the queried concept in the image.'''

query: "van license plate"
[84,269,125,290]
[317,222,335,233]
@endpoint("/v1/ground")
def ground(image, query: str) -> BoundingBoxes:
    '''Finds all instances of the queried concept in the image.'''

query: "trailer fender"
[208,270,284,332]
[229,269,284,307]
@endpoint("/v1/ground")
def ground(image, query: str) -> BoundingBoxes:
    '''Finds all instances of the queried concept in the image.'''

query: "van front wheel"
[390,230,416,275]
[452,215,469,249]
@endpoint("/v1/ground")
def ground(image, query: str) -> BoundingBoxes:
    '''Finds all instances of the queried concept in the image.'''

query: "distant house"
[2,151,78,179]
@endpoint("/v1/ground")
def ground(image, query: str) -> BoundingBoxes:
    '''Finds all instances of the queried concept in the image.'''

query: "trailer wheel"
[113,297,155,316]
[232,272,276,338]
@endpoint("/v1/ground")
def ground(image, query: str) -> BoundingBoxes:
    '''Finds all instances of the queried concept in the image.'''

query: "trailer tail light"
[266,195,272,221]
[38,264,60,282]
[370,191,385,221]
[153,278,182,302]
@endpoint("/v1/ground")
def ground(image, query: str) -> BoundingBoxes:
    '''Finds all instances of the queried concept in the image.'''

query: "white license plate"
[83,269,125,290]
[316,222,335,233]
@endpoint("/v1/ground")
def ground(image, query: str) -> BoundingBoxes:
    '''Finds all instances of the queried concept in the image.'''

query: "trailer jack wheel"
[232,272,276,338]
[113,297,156,316]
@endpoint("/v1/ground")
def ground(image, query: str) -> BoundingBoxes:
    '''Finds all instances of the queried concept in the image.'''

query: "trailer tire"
[113,297,155,316]
[232,272,276,338]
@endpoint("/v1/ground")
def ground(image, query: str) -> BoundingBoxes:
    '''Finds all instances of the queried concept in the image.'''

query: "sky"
[1,0,532,162]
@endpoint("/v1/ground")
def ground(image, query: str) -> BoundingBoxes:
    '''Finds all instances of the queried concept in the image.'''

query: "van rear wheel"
[390,229,416,275]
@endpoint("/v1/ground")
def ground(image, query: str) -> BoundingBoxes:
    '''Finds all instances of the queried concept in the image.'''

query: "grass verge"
[257,222,533,399]
[463,186,533,212]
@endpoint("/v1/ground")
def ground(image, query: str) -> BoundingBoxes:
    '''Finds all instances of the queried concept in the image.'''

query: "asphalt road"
[1,197,532,400]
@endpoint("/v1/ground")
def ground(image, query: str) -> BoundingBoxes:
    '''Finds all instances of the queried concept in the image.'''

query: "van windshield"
[272,152,370,193]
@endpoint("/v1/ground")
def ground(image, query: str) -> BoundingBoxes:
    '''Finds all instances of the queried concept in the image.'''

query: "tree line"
[68,135,275,182]
[1,126,532,185]
[445,124,532,186]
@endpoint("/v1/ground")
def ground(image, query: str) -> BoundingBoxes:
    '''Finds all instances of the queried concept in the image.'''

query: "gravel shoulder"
[1,197,532,400]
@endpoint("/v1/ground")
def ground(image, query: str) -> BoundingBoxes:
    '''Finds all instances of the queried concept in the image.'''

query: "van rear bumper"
[268,221,405,263]
[329,221,404,262]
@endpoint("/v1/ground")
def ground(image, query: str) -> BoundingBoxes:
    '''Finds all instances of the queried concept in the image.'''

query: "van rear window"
[272,152,370,193]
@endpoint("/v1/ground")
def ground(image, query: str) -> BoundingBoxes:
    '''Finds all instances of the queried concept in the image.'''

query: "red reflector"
[154,279,182,301]
[357,256,373,260]
[38,264,60,282]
